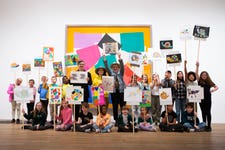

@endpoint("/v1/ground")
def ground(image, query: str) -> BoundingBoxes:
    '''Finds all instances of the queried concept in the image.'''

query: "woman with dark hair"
[196,62,218,131]
[175,71,186,123]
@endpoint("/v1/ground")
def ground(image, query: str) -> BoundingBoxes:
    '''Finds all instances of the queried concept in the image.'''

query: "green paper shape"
[95,55,116,69]
[120,32,144,52]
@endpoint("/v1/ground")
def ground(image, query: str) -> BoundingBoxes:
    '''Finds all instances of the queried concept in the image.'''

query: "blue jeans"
[93,123,113,133]
[175,98,186,123]
[183,122,206,130]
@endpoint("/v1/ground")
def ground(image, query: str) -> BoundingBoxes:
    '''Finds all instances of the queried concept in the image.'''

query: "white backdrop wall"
[0,0,225,123]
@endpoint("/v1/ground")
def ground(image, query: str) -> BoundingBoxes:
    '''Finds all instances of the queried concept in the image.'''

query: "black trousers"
[118,124,137,132]
[200,99,212,127]
[40,100,49,116]
[75,124,93,132]
[27,102,34,115]
[110,92,125,122]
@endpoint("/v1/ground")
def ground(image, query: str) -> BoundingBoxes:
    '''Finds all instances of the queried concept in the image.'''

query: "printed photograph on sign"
[159,88,172,105]
[34,58,45,67]
[166,53,182,64]
[65,54,79,66]
[22,64,31,72]
[124,87,142,105]
[102,76,114,93]
[128,52,142,67]
[66,86,83,104]
[14,87,34,102]
[187,86,204,102]
[193,25,210,39]
[49,87,62,104]
[53,62,63,77]
[70,71,87,84]
[160,40,173,49]
[103,42,118,54]
[43,47,54,61]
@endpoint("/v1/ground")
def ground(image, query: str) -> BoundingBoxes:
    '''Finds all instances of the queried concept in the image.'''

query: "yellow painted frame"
[66,25,152,53]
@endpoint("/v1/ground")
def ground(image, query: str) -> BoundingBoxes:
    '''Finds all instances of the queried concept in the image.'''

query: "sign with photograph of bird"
[193,25,210,39]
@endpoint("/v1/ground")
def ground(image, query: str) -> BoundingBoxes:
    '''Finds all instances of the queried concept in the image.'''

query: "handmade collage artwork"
[34,58,45,67]
[187,85,204,103]
[102,76,114,93]
[124,87,142,105]
[53,61,63,77]
[49,87,62,104]
[22,64,31,72]
[66,86,83,104]
[70,71,87,84]
[159,88,173,105]
[14,86,34,103]
[91,86,105,106]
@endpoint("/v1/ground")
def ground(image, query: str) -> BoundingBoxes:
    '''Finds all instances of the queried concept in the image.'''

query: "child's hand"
[194,112,198,117]
[194,125,199,130]
[196,61,199,67]
[86,77,89,81]
[125,125,129,129]
[117,52,121,59]
[184,60,187,65]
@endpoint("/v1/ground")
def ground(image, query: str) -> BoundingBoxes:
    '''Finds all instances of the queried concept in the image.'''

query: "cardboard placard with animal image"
[166,53,182,66]
[193,25,210,40]
[160,40,173,50]
[159,88,173,105]
[187,86,204,103]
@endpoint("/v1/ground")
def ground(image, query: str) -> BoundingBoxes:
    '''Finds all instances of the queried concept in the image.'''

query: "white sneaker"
[95,129,100,133]
[85,129,91,133]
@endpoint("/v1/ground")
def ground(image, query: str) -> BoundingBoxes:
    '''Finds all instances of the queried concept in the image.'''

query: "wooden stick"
[184,39,187,60]
[132,105,135,134]
[197,40,201,62]
[74,104,76,132]
[54,102,56,131]
[194,102,197,126]
[173,66,176,80]
[22,102,25,130]
[38,68,41,86]
[165,105,169,125]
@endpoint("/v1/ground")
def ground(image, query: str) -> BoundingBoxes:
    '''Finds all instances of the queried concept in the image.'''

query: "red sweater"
[57,107,73,125]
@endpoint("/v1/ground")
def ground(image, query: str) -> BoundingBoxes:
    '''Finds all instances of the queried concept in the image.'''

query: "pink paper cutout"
[74,33,102,49]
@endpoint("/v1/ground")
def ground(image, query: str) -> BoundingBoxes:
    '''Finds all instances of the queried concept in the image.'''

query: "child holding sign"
[182,103,206,132]
[7,78,23,124]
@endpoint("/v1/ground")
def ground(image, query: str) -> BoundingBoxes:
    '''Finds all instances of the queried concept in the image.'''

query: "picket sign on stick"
[194,102,197,126]
[38,68,41,86]
[132,105,135,134]
[73,105,76,132]
[184,39,187,60]
[165,105,169,125]
[22,102,25,130]
[54,102,56,131]
[197,40,201,62]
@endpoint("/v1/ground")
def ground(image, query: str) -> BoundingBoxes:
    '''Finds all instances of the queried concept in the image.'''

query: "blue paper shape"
[95,55,116,69]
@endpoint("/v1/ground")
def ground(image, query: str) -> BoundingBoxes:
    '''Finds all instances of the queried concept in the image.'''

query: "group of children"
[7,53,218,133]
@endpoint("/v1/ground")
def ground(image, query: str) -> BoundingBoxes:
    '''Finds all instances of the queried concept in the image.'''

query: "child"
[182,103,206,132]
[7,78,23,124]
[103,52,126,126]
[38,76,49,116]
[150,73,161,125]
[138,107,156,132]
[159,104,184,132]
[62,76,70,101]
[49,76,59,124]
[75,102,93,132]
[196,62,218,131]
[175,71,186,123]
[93,105,113,133]
[22,102,47,130]
[118,105,137,132]
[26,79,36,123]
[55,100,73,131]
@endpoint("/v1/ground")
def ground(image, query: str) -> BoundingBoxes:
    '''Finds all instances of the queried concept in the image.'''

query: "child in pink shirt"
[55,101,73,131]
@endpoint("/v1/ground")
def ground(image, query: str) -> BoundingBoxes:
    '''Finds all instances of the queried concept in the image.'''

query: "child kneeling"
[93,105,113,133]
[182,103,206,132]
[159,104,184,132]
[118,105,137,132]
[138,107,156,132]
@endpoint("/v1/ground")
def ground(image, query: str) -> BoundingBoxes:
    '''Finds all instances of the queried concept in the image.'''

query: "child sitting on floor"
[159,104,184,132]
[22,102,48,130]
[75,102,93,132]
[181,103,206,132]
[55,100,73,131]
[138,107,156,132]
[93,105,113,133]
[118,105,137,132]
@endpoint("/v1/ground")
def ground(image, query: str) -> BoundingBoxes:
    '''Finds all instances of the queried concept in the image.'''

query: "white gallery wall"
[0,0,225,123]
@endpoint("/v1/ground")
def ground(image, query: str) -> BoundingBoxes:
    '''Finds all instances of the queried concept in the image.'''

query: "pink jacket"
[7,84,15,102]
[57,107,73,125]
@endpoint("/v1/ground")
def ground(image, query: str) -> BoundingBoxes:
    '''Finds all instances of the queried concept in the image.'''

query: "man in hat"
[103,52,126,126]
